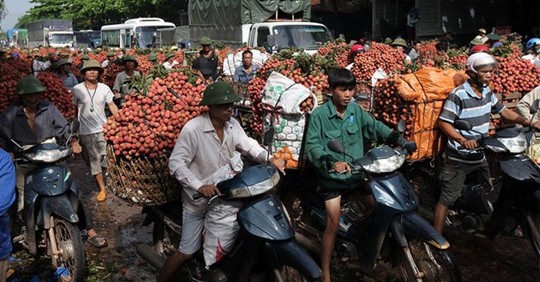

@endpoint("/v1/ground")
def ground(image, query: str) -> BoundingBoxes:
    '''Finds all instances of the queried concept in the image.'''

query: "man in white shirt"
[162,52,179,70]
[72,60,119,202]
[158,82,285,282]
[522,38,540,68]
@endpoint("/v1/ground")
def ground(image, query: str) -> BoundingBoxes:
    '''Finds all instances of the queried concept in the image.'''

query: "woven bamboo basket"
[106,145,182,206]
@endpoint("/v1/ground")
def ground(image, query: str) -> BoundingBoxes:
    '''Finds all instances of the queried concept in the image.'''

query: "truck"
[74,30,102,49]
[27,19,75,48]
[188,0,333,54]
[7,28,28,47]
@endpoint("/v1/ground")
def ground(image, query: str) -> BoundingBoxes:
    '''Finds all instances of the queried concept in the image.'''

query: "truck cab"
[47,30,75,48]
[243,22,332,55]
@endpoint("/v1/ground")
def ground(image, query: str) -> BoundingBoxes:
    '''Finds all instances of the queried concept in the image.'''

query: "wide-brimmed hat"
[165,52,175,61]
[122,55,138,67]
[469,37,484,46]
[148,52,158,62]
[54,59,72,69]
[200,36,212,45]
[487,33,501,41]
[391,38,408,48]
[81,60,104,74]
[478,28,487,35]
[16,76,46,95]
[199,82,242,106]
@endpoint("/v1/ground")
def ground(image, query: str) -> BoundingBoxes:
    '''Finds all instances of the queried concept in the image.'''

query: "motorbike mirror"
[327,139,345,154]
[70,120,80,133]
[396,120,406,133]
[530,99,539,115]
[453,120,472,131]
[263,127,275,146]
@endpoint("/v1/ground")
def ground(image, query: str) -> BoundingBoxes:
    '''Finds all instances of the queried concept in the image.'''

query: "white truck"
[27,19,75,48]
[188,0,332,54]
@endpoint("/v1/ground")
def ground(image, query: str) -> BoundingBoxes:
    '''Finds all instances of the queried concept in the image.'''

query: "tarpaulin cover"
[189,0,311,26]
[396,67,466,160]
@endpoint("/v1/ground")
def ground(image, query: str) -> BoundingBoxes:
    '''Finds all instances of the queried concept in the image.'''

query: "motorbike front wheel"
[399,239,461,282]
[524,214,540,257]
[266,266,321,282]
[53,218,85,282]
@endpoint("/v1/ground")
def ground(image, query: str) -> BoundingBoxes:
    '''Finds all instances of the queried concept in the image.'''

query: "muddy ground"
[8,156,540,281]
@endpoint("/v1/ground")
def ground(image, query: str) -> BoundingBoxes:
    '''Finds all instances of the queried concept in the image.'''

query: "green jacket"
[306,100,396,190]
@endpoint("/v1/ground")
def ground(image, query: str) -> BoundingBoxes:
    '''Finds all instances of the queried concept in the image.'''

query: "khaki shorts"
[79,132,107,176]
[438,158,492,206]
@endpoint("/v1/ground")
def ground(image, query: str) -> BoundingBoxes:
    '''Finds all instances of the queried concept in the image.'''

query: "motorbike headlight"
[23,148,70,163]
[498,136,528,153]
[229,170,281,198]
[361,152,406,173]
[484,143,507,153]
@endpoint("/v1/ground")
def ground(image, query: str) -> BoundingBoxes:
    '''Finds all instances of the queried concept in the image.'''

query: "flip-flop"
[88,235,108,248]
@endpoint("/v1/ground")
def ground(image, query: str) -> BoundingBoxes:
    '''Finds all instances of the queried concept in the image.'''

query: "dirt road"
[9,156,540,281]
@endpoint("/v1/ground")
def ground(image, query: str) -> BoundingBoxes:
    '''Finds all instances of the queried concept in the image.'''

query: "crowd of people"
[0,29,539,281]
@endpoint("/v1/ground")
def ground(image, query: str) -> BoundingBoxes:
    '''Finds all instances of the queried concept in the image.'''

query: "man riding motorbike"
[157,82,285,282]
[434,53,540,234]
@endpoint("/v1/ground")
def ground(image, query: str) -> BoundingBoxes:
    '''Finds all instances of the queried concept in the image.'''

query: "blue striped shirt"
[439,81,504,163]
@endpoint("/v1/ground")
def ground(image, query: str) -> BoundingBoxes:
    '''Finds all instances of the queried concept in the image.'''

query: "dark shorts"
[438,158,492,206]
[316,187,355,202]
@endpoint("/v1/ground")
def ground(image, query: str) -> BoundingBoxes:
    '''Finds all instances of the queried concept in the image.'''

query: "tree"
[15,0,188,30]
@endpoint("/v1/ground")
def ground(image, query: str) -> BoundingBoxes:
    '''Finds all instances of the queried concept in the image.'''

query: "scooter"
[1,122,85,282]
[280,122,461,281]
[453,99,540,257]
[136,164,322,281]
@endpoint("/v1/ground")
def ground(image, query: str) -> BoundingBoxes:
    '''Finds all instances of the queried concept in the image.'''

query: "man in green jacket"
[305,68,416,282]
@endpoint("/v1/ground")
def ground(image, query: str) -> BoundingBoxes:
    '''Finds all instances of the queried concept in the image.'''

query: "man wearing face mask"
[522,38,540,68]
[433,53,540,233]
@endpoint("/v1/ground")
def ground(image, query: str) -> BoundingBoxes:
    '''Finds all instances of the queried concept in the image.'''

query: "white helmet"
[466,52,497,73]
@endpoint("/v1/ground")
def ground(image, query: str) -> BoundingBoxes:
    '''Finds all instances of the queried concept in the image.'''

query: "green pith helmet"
[106,51,115,57]
[391,38,408,48]
[199,82,242,106]
[165,52,175,61]
[16,76,46,95]
[148,52,158,61]
[81,60,104,74]
[200,36,212,45]
[81,54,90,60]
[122,55,138,67]
[54,59,72,69]
[384,37,393,44]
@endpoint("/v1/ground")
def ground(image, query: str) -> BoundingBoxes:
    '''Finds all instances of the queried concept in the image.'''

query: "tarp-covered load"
[188,0,311,44]
[395,67,466,160]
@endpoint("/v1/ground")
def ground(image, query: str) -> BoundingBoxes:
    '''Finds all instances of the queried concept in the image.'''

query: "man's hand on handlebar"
[531,121,540,131]
[332,161,351,175]
[458,139,478,150]
[197,184,221,198]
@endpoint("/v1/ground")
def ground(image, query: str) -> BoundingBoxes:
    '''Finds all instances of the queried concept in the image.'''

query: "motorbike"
[280,122,461,281]
[453,99,540,257]
[1,122,85,282]
[136,163,322,281]
[406,158,496,234]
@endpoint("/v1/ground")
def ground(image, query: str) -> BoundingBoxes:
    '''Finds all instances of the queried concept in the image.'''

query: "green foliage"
[15,0,188,30]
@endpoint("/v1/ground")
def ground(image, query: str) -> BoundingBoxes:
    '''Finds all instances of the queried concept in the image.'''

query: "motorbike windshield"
[135,27,157,48]
[22,143,70,163]
[50,34,74,45]
[272,25,332,50]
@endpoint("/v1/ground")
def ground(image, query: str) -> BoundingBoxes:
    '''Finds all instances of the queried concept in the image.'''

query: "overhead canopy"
[189,0,311,26]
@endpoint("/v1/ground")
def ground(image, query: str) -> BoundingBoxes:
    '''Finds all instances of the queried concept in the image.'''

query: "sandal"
[88,235,108,248]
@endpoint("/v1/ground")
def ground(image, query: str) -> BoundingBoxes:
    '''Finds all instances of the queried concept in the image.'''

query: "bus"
[74,30,101,49]
[101,18,176,49]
